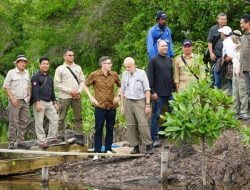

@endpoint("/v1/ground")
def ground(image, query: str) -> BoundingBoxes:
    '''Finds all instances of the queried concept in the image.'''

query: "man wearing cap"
[85,56,121,160]
[146,11,174,60]
[54,49,86,145]
[3,55,31,149]
[147,39,175,147]
[207,13,227,89]
[240,14,250,96]
[174,39,199,92]
[218,26,234,94]
[31,57,59,148]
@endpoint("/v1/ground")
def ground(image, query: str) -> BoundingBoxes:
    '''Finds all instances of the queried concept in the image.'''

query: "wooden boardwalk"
[0,144,144,176]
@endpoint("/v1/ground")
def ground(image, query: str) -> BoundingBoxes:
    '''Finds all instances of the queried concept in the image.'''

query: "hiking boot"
[146,144,154,155]
[16,142,31,150]
[75,135,85,145]
[8,142,15,149]
[37,141,49,149]
[130,145,140,154]
[239,113,250,120]
[152,141,161,148]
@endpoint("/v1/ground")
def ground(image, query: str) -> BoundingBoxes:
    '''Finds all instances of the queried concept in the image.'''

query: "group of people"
[207,13,250,120]
[2,11,250,160]
[3,50,88,149]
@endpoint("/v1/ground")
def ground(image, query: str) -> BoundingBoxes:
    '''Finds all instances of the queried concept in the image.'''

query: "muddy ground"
[50,129,250,190]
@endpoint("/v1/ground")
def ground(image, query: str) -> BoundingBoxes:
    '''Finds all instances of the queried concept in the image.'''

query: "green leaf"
[165,126,182,132]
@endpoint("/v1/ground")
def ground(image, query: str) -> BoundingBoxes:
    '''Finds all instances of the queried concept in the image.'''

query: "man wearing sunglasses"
[54,49,86,145]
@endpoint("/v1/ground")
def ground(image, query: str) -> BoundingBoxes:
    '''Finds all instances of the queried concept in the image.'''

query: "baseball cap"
[156,11,167,19]
[183,39,192,46]
[218,26,232,35]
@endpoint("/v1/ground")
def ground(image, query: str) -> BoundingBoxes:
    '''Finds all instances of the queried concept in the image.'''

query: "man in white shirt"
[218,26,234,95]
[120,57,153,155]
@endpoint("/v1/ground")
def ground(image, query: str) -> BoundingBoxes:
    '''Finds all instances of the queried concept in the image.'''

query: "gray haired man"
[120,57,153,155]
[3,55,31,149]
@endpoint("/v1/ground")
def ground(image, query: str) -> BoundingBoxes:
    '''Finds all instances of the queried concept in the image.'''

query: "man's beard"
[159,23,166,30]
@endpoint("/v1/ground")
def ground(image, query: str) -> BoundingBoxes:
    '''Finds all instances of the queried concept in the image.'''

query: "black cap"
[156,11,167,19]
[183,39,192,46]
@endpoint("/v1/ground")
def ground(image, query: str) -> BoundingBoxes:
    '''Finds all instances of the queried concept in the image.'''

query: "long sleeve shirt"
[146,24,174,60]
[147,54,175,96]
[54,63,85,99]
[31,70,56,103]
[240,32,250,72]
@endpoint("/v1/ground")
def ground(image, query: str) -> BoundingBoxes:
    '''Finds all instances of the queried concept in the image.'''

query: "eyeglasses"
[103,62,112,65]
[67,54,74,57]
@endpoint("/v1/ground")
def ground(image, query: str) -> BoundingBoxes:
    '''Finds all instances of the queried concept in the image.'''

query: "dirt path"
[49,129,250,190]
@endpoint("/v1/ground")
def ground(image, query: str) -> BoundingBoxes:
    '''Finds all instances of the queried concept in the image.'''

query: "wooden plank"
[0,148,145,157]
[0,148,144,176]
[0,155,80,175]
[0,144,88,159]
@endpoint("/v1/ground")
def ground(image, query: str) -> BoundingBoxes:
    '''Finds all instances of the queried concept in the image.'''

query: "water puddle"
[0,174,82,190]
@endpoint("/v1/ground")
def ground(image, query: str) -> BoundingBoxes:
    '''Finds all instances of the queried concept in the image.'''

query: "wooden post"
[161,145,169,189]
[201,136,207,190]
[41,167,49,183]
[40,180,49,190]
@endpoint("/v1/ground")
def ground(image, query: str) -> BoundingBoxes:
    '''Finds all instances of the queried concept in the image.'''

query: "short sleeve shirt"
[85,69,121,109]
[121,68,150,100]
[207,25,223,57]
[3,67,30,99]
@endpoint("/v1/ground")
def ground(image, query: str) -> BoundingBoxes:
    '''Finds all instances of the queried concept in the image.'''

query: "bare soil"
[50,129,250,190]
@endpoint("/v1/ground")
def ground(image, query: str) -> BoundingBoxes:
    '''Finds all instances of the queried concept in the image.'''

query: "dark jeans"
[94,107,116,153]
[211,58,222,89]
[150,95,173,142]
[214,70,222,89]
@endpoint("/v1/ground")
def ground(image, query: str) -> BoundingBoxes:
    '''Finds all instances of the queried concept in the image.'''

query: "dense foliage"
[0,1,249,142]
[161,76,240,145]
[0,0,249,75]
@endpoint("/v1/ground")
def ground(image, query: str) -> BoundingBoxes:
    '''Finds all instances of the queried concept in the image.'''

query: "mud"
[50,129,250,190]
